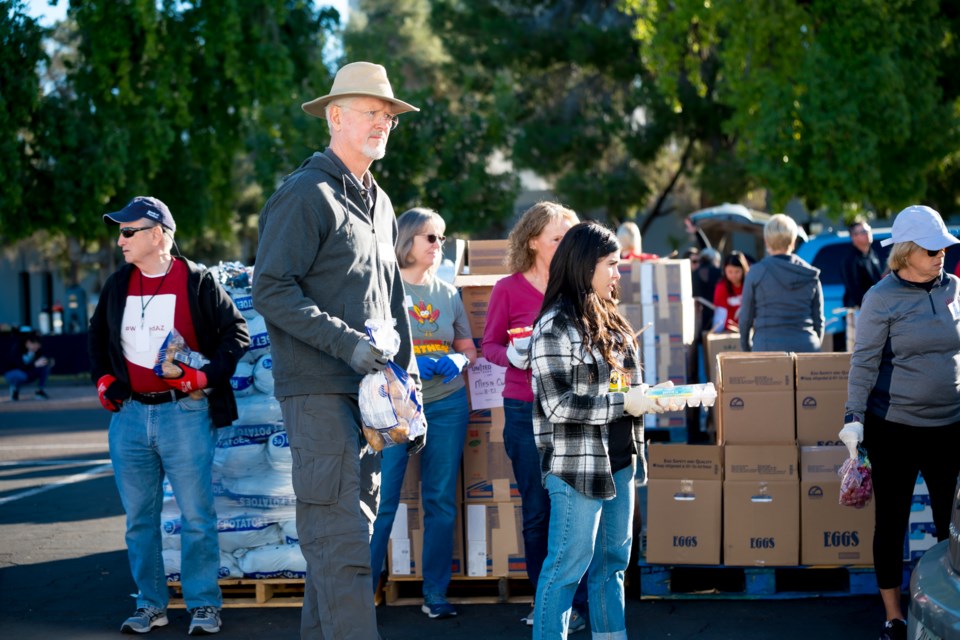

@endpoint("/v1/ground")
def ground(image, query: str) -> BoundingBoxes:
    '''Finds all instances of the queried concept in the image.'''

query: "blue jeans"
[109,395,221,611]
[503,398,588,612]
[371,386,469,596]
[534,465,635,640]
[5,366,49,390]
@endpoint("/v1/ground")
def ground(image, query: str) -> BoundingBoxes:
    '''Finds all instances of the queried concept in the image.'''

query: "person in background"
[369,208,475,619]
[739,214,824,352]
[529,221,666,640]
[841,217,884,310]
[616,221,659,262]
[840,205,960,640]
[5,331,52,401]
[711,251,749,333]
[88,196,250,635]
[252,62,420,640]
[687,247,721,443]
[481,201,588,632]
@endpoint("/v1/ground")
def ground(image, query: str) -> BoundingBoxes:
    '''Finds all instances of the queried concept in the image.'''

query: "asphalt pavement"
[0,380,892,639]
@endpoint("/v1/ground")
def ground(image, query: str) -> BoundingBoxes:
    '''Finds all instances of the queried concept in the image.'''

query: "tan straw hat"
[301,61,419,117]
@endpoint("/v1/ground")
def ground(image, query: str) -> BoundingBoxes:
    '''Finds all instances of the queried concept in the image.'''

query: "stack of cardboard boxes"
[645,351,876,567]
[619,259,696,440]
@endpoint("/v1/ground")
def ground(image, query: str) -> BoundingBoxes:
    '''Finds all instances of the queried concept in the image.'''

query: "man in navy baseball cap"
[104,196,176,232]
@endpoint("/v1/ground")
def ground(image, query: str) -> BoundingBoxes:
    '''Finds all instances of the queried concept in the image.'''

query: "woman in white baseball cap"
[841,204,960,640]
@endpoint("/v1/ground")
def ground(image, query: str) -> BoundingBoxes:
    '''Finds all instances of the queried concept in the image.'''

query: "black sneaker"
[879,619,907,640]
[35,389,49,400]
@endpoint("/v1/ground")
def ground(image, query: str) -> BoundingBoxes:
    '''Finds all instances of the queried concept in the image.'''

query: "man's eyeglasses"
[418,234,446,245]
[119,226,158,239]
[338,105,399,130]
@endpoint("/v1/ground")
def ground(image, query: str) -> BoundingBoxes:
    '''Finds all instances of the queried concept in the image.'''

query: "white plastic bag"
[358,319,425,451]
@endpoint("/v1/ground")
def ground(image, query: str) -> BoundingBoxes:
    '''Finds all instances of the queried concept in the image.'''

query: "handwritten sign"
[465,357,507,410]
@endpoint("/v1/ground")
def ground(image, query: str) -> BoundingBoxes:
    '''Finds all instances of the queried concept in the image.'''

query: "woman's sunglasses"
[418,234,446,245]
[119,226,157,238]
[925,248,946,257]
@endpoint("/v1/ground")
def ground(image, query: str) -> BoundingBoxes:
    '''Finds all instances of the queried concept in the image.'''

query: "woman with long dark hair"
[711,251,749,333]
[529,221,664,639]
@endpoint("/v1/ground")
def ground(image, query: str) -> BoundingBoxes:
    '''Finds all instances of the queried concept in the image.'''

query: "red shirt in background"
[712,280,743,332]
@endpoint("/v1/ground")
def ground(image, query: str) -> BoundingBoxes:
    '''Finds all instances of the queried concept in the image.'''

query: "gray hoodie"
[845,271,960,426]
[739,253,824,352]
[252,149,416,396]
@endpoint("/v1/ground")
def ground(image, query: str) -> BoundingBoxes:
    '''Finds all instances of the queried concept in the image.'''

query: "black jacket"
[88,258,250,427]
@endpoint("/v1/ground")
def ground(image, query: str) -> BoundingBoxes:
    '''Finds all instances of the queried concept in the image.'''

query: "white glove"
[623,385,665,416]
[506,344,529,370]
[838,421,864,459]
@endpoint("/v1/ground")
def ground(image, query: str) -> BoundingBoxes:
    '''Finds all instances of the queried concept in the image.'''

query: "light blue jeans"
[534,464,635,640]
[370,386,469,597]
[109,396,221,611]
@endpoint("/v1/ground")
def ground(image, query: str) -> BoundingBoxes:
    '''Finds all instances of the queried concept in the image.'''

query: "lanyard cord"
[139,260,173,328]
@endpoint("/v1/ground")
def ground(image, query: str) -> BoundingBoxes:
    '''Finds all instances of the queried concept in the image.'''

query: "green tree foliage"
[340,0,519,235]
[0,1,46,237]
[626,0,960,217]
[432,0,655,223]
[4,0,338,261]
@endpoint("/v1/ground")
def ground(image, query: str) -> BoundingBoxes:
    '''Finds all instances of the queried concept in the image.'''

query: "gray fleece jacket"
[845,271,960,426]
[252,149,416,396]
[739,253,824,352]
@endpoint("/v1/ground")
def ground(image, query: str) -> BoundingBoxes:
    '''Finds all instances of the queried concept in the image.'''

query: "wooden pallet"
[384,576,534,606]
[638,562,883,600]
[167,578,304,608]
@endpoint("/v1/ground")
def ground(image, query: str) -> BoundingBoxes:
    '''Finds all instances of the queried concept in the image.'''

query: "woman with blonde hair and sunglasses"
[369,207,476,619]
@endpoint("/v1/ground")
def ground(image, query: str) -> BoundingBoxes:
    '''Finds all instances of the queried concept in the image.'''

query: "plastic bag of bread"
[358,319,425,452]
[153,328,210,399]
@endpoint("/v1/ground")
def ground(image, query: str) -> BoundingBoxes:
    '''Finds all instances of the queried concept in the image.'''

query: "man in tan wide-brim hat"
[253,62,421,640]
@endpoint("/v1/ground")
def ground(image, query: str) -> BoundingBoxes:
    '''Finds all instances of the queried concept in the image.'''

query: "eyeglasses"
[926,248,946,257]
[337,104,399,130]
[418,234,446,245]
[119,226,158,238]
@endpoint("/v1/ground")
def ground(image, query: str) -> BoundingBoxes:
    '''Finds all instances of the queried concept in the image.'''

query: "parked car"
[908,473,960,639]
[687,203,808,264]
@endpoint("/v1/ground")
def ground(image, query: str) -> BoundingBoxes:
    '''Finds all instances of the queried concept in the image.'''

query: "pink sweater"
[482,272,543,403]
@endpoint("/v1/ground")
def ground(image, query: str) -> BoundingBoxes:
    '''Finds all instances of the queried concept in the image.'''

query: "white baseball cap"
[880,205,959,250]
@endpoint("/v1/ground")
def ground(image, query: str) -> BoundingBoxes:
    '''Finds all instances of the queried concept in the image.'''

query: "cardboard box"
[387,501,465,578]
[717,352,794,392]
[645,445,723,565]
[641,341,689,386]
[799,446,874,565]
[723,444,799,565]
[718,353,797,444]
[718,390,796,443]
[618,262,644,305]
[723,479,799,566]
[724,444,797,480]
[462,408,519,502]
[641,300,696,346]
[639,259,693,304]
[794,353,851,446]
[703,333,741,384]
[465,501,526,577]
[459,285,495,340]
[463,240,510,275]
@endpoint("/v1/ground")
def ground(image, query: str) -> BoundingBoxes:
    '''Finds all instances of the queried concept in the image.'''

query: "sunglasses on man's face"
[119,226,158,238]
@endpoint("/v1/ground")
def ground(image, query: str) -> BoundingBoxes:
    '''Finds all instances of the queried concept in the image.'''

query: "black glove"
[407,432,426,456]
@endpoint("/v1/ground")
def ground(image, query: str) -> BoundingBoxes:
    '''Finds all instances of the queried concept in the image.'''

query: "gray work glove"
[349,338,388,375]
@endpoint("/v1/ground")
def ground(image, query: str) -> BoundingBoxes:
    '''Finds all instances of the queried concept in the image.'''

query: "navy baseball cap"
[103,196,176,232]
